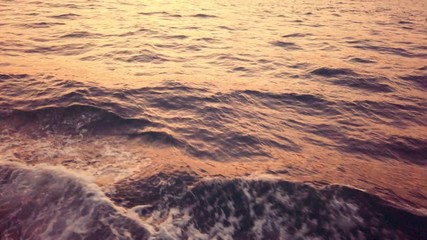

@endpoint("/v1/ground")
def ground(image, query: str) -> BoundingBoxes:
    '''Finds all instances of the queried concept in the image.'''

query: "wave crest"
[0,163,150,240]
[2,105,152,135]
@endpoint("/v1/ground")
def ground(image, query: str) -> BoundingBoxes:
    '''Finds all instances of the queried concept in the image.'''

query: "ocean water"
[0,0,426,239]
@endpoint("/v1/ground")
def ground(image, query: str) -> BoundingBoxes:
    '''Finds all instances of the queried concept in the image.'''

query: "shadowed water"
[0,0,426,239]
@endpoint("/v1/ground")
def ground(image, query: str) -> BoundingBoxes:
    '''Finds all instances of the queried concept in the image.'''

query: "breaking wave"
[0,163,150,240]
[111,174,427,240]
[1,163,425,240]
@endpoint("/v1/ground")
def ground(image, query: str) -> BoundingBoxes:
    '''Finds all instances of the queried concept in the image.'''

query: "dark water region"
[0,0,427,239]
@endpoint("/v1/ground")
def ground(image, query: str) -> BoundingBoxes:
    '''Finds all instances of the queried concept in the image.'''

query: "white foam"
[0,162,150,240]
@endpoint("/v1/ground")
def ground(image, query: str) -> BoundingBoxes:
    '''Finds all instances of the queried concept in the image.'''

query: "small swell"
[349,57,376,64]
[2,105,152,135]
[18,22,65,28]
[138,11,168,16]
[272,41,302,50]
[310,67,356,77]
[309,67,393,92]
[331,76,393,92]
[342,136,427,164]
[282,33,312,38]
[60,31,102,39]
[162,34,188,40]
[0,74,29,80]
[235,89,338,116]
[48,13,81,19]
[232,66,250,72]
[341,100,426,127]
[114,50,169,63]
[398,20,413,25]
[25,43,94,56]
[352,44,423,58]
[138,11,181,17]
[190,13,218,18]
[400,74,427,89]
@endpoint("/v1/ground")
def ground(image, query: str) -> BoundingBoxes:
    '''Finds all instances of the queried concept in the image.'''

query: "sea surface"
[0,0,426,239]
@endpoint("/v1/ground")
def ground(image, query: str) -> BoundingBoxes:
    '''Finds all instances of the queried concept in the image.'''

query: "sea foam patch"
[0,162,150,240]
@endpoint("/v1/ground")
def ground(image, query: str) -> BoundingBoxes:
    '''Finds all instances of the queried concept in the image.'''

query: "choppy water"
[0,0,426,239]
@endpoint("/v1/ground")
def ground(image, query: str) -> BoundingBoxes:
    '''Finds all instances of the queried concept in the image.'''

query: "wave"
[7,163,425,239]
[1,76,426,162]
[138,11,182,18]
[0,74,29,80]
[309,67,394,92]
[0,163,150,240]
[137,12,216,18]
[110,174,427,240]
[340,136,427,164]
[350,43,425,58]
[190,14,218,18]
[60,31,103,39]
[282,33,312,38]
[48,13,81,19]
[2,105,152,135]
[400,74,427,90]
[310,67,356,77]
[272,41,302,50]
[17,22,65,28]
[349,57,376,64]
[24,43,94,56]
